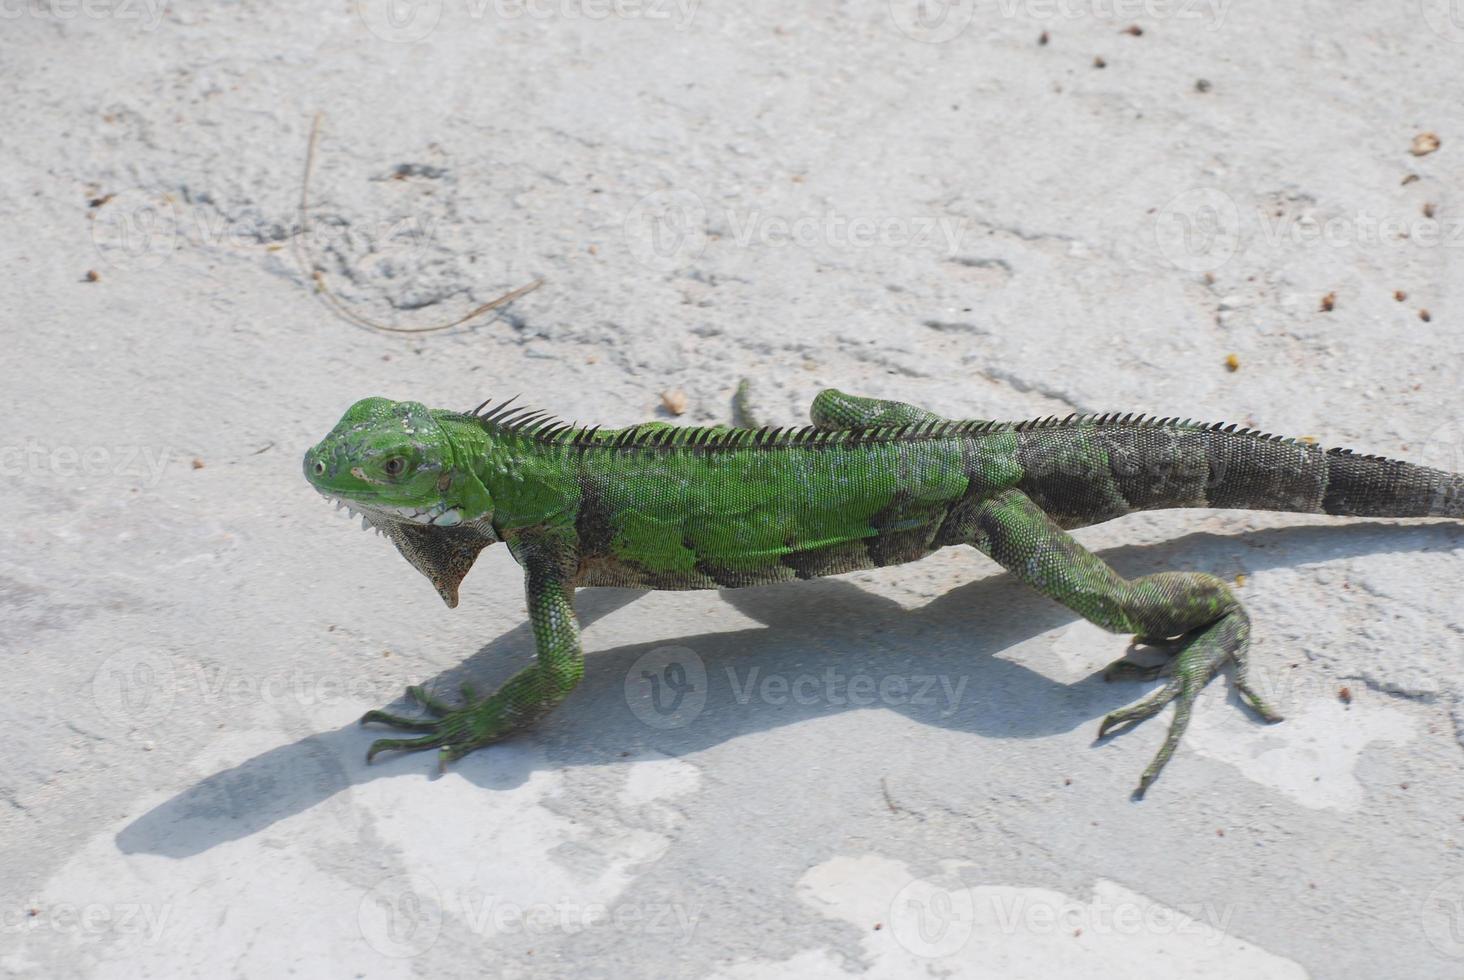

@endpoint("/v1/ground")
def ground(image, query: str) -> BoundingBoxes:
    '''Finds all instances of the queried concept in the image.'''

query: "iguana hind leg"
[965,487,1282,796]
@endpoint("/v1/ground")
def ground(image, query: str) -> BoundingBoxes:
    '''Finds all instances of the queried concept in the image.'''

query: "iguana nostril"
[313,460,326,477]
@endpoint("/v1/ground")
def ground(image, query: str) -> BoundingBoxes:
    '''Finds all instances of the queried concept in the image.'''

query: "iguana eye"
[383,457,407,477]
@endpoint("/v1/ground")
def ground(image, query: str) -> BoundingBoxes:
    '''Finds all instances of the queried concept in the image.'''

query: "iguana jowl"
[303,389,1464,795]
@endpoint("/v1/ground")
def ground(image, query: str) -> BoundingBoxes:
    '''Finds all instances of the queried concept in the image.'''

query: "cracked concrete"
[4,1,1464,977]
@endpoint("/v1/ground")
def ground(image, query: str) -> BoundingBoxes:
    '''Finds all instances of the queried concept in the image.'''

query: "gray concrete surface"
[4,1,1464,976]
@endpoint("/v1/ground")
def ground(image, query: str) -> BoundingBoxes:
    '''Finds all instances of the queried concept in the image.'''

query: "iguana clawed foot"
[1095,609,1284,798]
[361,683,494,769]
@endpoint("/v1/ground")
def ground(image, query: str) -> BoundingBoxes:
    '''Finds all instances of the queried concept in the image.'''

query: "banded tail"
[1009,415,1464,528]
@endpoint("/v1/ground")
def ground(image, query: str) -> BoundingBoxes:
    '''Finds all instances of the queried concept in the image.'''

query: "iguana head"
[304,397,498,607]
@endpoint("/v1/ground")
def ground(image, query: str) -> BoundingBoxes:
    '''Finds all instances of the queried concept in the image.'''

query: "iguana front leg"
[362,533,584,768]
[964,488,1282,796]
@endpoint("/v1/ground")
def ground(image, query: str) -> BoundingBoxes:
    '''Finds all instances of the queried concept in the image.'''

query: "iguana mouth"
[311,488,464,530]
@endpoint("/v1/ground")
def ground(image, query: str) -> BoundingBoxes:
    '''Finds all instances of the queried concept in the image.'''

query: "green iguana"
[302,388,1464,795]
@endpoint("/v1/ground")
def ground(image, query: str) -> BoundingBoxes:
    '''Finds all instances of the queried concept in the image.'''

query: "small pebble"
[1411,132,1441,156]
[661,389,689,415]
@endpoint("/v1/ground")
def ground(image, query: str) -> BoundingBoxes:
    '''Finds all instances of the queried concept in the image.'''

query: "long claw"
[361,709,438,732]
[1134,681,1198,799]
[1235,679,1284,723]
[361,680,503,768]
[1097,678,1182,738]
[367,734,446,763]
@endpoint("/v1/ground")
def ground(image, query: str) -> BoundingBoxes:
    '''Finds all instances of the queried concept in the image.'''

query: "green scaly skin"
[303,389,1464,795]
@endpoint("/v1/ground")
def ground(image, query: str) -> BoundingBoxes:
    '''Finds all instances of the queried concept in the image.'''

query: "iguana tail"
[1317,443,1464,518]
[1009,416,1464,528]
